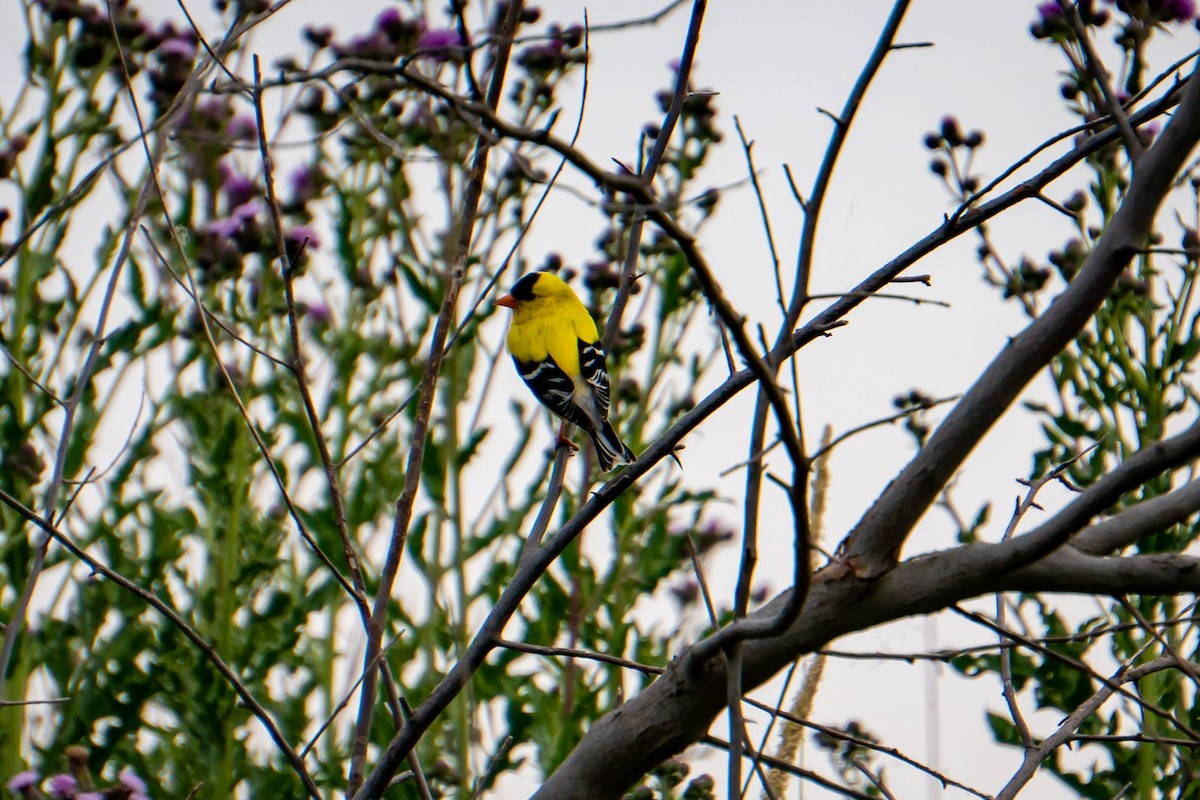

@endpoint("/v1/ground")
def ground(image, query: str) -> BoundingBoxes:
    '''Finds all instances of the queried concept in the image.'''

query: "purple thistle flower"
[375,7,403,32]
[226,115,258,141]
[416,28,463,61]
[334,31,396,60]
[284,225,320,268]
[195,97,227,123]
[119,768,149,800]
[303,25,333,49]
[47,773,77,796]
[232,199,262,224]
[690,519,735,554]
[517,40,568,71]
[203,215,242,239]
[76,794,103,800]
[6,771,39,793]
[1164,0,1196,20]
[286,224,321,251]
[199,201,262,251]
[289,165,316,204]
[669,580,700,606]
[157,37,196,61]
[155,21,182,41]
[222,172,256,209]
[1036,1,1064,19]
[304,302,331,324]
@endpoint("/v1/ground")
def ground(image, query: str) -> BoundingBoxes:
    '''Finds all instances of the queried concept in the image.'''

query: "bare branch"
[1073,477,1200,554]
[1003,549,1200,595]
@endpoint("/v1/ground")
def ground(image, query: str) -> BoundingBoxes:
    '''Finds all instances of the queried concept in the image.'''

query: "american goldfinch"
[496,270,636,472]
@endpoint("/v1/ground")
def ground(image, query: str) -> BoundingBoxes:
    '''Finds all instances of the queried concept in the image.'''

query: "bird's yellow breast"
[506,293,599,378]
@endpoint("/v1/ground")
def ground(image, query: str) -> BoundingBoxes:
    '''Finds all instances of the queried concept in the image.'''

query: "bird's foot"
[555,434,580,453]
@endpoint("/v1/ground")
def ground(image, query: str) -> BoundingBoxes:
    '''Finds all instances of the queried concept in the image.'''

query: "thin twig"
[250,55,370,630]
[469,736,514,800]
[587,0,689,32]
[494,638,660,675]
[805,290,949,307]
[0,341,63,404]
[398,698,435,800]
[1068,733,1200,747]
[996,654,1176,800]
[809,395,959,461]
[954,606,1200,741]
[701,735,876,800]
[850,762,898,800]
[520,444,573,557]
[301,635,403,758]
[0,697,69,707]
[734,116,786,317]
[1115,595,1200,689]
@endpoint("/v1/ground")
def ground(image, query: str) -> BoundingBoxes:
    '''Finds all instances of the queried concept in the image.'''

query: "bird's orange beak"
[495,294,518,309]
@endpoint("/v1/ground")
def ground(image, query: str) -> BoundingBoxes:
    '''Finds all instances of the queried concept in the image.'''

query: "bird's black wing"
[578,340,611,419]
[513,354,593,431]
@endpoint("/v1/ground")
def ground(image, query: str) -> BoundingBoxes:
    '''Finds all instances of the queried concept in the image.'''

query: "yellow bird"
[496,271,636,472]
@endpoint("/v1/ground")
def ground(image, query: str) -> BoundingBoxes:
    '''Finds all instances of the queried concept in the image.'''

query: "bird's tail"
[589,418,636,472]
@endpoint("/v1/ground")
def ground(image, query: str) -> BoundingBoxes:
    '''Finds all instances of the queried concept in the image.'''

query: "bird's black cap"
[510,271,543,301]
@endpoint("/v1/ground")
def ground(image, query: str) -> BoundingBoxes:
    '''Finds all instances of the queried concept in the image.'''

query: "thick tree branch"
[1003,550,1200,593]
[1073,478,1200,554]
